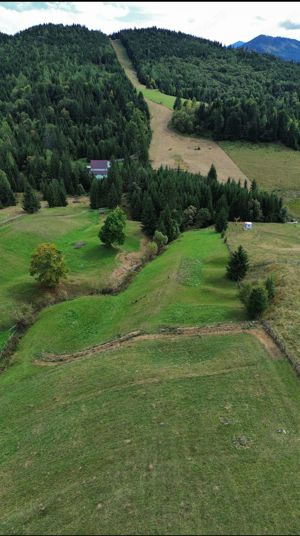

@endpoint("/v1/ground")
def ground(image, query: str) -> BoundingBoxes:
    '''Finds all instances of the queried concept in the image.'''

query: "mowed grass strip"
[220,141,300,201]
[12,229,244,371]
[0,204,143,332]
[1,333,300,534]
[227,221,300,365]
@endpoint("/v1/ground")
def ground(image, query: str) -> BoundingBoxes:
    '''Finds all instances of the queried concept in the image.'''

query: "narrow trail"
[111,39,249,184]
[35,322,284,366]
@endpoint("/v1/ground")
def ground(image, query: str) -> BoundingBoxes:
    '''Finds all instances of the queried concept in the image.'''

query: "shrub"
[145,241,158,260]
[247,286,268,319]
[13,304,35,329]
[265,276,275,301]
[153,230,168,252]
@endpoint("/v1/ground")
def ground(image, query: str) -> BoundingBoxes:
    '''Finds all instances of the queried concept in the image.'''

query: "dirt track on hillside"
[111,39,249,183]
[35,323,284,366]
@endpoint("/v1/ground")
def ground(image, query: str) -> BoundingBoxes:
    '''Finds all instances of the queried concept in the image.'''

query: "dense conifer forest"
[114,27,300,149]
[91,160,287,242]
[0,24,150,205]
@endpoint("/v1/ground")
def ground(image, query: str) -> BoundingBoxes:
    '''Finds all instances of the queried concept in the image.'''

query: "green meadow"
[1,332,300,535]
[220,141,300,208]
[0,204,143,339]
[12,228,244,371]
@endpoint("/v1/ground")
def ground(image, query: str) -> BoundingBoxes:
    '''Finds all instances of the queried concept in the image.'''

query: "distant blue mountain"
[230,41,245,49]
[230,34,300,62]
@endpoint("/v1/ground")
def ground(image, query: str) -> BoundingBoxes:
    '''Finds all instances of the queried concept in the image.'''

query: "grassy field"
[1,331,300,534]
[0,202,143,338]
[220,141,300,206]
[10,228,244,372]
[227,221,300,364]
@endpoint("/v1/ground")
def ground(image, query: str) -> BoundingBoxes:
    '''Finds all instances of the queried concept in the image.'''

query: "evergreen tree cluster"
[114,27,300,149]
[0,24,151,208]
[90,159,287,242]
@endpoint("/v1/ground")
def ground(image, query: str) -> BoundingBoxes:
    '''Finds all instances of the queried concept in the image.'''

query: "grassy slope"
[227,222,300,363]
[110,39,175,110]
[0,203,142,334]
[1,333,300,534]
[220,141,300,213]
[10,229,244,376]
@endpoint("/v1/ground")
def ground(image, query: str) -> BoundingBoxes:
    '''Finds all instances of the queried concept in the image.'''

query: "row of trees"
[90,159,287,243]
[115,27,300,149]
[227,245,275,318]
[0,24,151,208]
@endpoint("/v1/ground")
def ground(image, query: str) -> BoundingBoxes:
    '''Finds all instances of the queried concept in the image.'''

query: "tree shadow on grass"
[77,243,120,262]
[7,280,42,304]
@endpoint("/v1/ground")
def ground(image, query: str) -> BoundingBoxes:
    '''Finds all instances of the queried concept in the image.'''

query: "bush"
[247,286,268,319]
[265,276,275,301]
[153,230,168,251]
[239,281,253,304]
[195,208,212,228]
[145,241,158,260]
[13,304,35,329]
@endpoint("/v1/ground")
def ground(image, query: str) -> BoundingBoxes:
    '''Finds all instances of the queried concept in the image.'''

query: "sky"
[1,1,300,45]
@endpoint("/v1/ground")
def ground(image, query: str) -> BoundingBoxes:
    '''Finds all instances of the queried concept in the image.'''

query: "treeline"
[0,24,150,206]
[90,159,287,242]
[114,27,300,149]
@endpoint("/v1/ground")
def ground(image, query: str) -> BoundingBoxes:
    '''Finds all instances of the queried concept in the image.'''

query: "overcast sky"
[1,2,300,45]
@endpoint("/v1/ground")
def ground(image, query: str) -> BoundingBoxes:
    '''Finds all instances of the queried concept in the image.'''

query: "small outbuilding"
[244,221,253,230]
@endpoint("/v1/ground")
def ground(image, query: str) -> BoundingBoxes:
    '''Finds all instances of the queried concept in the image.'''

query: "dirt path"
[35,322,284,366]
[111,39,249,184]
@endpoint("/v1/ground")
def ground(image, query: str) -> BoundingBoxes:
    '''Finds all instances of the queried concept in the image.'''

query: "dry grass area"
[111,39,248,183]
[227,222,300,364]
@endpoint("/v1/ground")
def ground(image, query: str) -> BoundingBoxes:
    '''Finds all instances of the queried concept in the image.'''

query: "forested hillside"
[91,160,287,243]
[114,27,300,149]
[0,24,150,204]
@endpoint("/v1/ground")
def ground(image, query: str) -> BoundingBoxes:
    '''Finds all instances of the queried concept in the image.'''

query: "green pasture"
[0,204,143,335]
[12,228,244,370]
[220,141,300,203]
[1,332,300,534]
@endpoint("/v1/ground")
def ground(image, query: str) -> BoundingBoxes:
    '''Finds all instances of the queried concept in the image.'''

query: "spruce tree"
[173,95,182,110]
[90,179,102,209]
[247,286,268,319]
[141,194,157,236]
[227,245,249,281]
[0,170,16,208]
[22,183,41,213]
[215,208,228,233]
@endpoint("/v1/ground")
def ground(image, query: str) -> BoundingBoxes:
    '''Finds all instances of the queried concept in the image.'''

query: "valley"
[1,22,300,536]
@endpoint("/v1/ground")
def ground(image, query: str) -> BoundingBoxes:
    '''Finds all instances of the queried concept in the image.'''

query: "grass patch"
[1,332,300,534]
[227,221,300,364]
[12,229,244,371]
[220,141,300,202]
[0,202,143,333]
[140,87,175,110]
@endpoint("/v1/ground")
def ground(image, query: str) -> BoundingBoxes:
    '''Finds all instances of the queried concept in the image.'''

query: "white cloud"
[1,2,300,44]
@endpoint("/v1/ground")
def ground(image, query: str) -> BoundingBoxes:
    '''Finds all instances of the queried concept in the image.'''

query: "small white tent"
[244,221,252,230]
